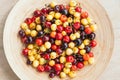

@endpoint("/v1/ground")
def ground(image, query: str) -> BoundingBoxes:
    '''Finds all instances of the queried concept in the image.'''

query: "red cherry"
[60,63,64,69]
[81,11,89,18]
[71,65,78,71]
[90,40,97,47]
[43,54,50,60]
[41,8,48,14]
[55,71,60,75]
[44,65,52,72]
[45,21,51,28]
[77,62,84,69]
[34,10,41,17]
[85,27,92,34]
[57,25,64,32]
[37,65,45,72]
[25,18,33,25]
[60,15,67,22]
[59,4,65,10]
[31,16,36,22]
[42,35,50,42]
[75,7,82,13]
[56,33,63,40]
[66,56,74,63]
[22,48,29,56]
[54,64,62,71]
[88,52,94,57]
[63,35,70,43]
[56,48,62,54]
[51,44,57,50]
[21,36,27,43]
[73,22,81,30]
[65,26,73,34]
[36,38,43,46]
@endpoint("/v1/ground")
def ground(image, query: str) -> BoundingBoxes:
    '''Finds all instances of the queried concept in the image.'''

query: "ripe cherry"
[57,25,64,32]
[51,44,57,50]
[66,56,74,63]
[44,65,52,72]
[81,11,88,18]
[54,64,62,71]
[75,7,82,13]
[36,38,43,46]
[90,40,97,47]
[37,65,45,72]
[63,35,70,43]
[56,33,63,40]
[85,27,92,34]
[65,26,73,34]
[43,54,50,60]
[71,65,77,71]
[73,22,81,30]
[22,48,29,56]
[77,62,84,69]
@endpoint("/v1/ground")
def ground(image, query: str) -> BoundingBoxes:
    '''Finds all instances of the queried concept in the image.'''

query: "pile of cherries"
[18,0,97,79]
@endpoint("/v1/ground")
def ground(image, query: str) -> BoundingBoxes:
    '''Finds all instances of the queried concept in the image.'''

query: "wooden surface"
[0,0,119,80]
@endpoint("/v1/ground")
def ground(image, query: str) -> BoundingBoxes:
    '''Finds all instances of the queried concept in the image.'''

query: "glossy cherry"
[73,22,81,30]
[37,65,45,72]
[36,38,43,46]
[66,56,74,63]
[63,35,70,43]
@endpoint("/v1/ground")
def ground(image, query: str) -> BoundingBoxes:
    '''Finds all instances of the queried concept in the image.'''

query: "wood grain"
[3,0,114,80]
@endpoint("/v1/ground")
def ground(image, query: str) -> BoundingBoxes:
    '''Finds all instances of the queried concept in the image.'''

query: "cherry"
[55,71,60,75]
[77,62,84,69]
[59,4,65,11]
[66,56,74,63]
[43,54,50,60]
[65,26,73,34]
[57,25,64,32]
[56,48,62,54]
[42,35,50,42]
[50,31,56,38]
[25,18,33,25]
[22,48,29,56]
[45,21,52,28]
[54,5,60,12]
[34,10,41,17]
[71,65,78,71]
[44,65,52,72]
[56,33,63,40]
[88,52,94,57]
[61,9,68,16]
[81,11,88,18]
[60,15,67,22]
[75,7,82,13]
[90,40,97,47]
[73,22,81,30]
[85,27,92,34]
[21,36,27,44]
[49,72,55,78]
[41,8,48,14]
[54,64,62,71]
[51,44,57,50]
[37,65,45,72]
[19,30,25,38]
[36,38,43,46]
[63,36,70,43]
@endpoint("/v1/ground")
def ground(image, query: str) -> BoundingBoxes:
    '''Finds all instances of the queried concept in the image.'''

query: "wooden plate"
[3,0,114,80]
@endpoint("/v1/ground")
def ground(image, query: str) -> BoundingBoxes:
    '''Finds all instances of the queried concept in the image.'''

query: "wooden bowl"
[3,0,114,80]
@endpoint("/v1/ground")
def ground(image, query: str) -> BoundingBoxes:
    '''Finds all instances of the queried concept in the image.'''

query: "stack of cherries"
[18,0,97,79]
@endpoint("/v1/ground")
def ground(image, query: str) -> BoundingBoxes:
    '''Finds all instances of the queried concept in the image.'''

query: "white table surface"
[0,0,120,80]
